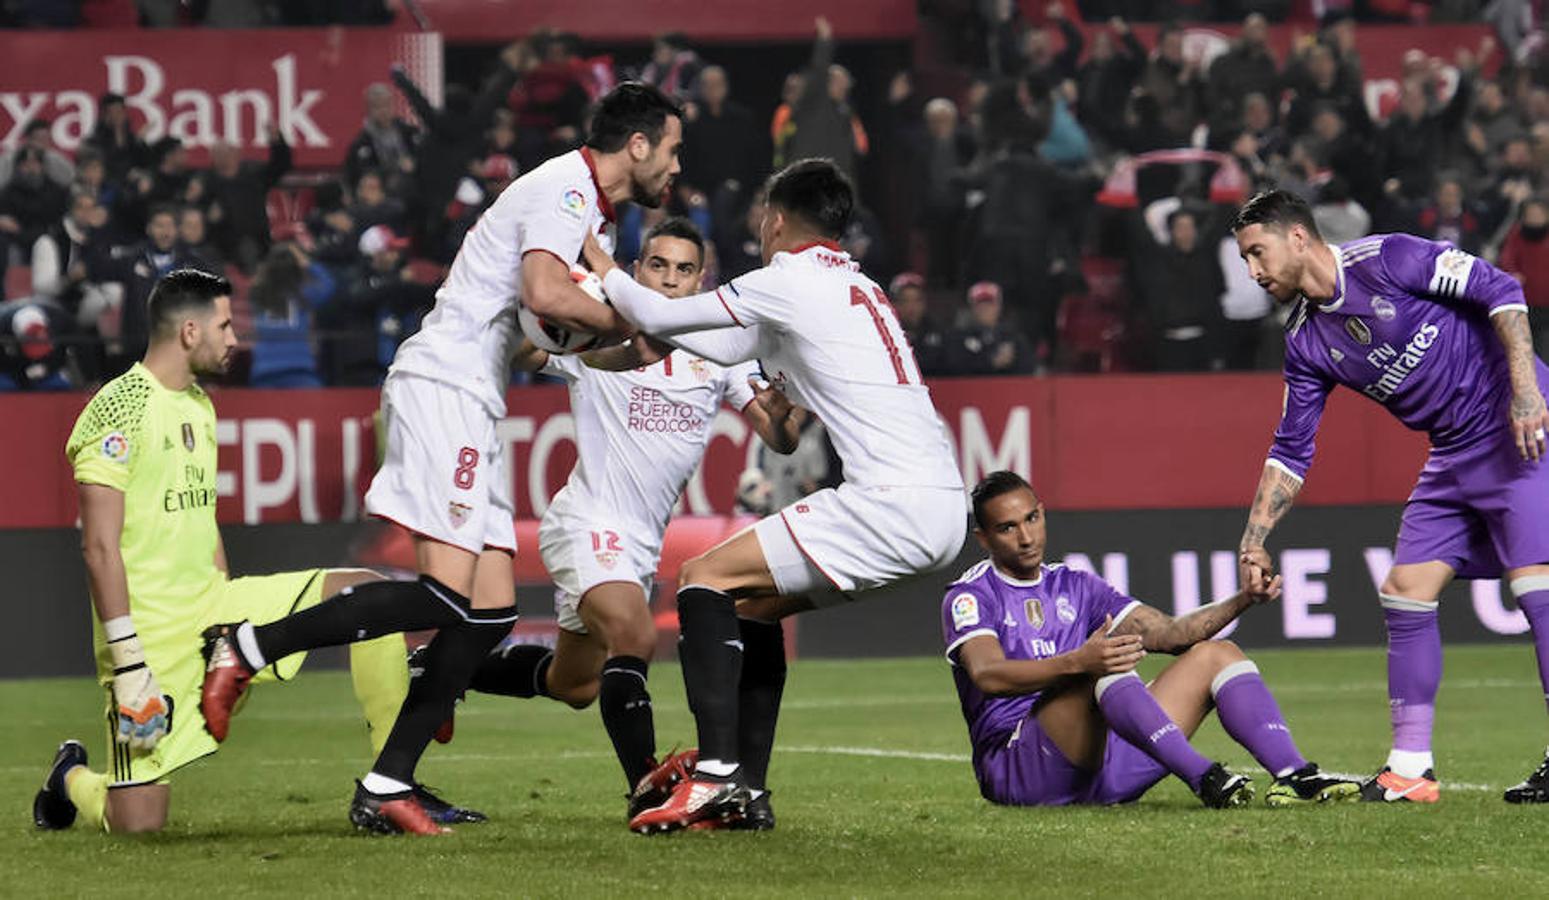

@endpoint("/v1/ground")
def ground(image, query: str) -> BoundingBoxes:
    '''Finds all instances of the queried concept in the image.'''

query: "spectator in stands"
[0,300,73,390]
[681,65,764,238]
[1015,3,1084,85]
[1137,22,1205,146]
[761,413,834,510]
[306,181,360,267]
[771,71,805,170]
[1207,14,1281,136]
[345,82,420,195]
[1481,134,1539,226]
[917,98,974,287]
[1128,205,1226,372]
[73,148,116,214]
[963,98,1084,367]
[1038,80,1092,170]
[508,33,589,172]
[1309,105,1378,206]
[324,225,435,386]
[1312,176,1373,244]
[943,281,1037,377]
[1216,223,1273,371]
[639,32,704,100]
[0,120,74,189]
[0,148,69,299]
[177,205,225,276]
[109,204,195,371]
[84,93,147,183]
[1380,54,1477,201]
[983,0,1029,75]
[397,43,523,252]
[1498,196,1549,349]
[788,17,868,188]
[31,188,112,325]
[248,241,336,388]
[1237,93,1287,162]
[349,169,407,234]
[443,154,516,259]
[1473,79,1528,154]
[890,272,948,376]
[1411,175,1487,253]
[1285,43,1371,140]
[716,193,765,280]
[203,126,292,272]
[1076,18,1146,149]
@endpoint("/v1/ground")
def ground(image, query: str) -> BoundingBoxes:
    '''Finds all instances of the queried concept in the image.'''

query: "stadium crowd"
[3,0,1549,389]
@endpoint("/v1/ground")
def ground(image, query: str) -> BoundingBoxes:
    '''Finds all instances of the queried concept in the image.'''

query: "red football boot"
[349,781,451,836]
[199,623,256,742]
[628,775,749,834]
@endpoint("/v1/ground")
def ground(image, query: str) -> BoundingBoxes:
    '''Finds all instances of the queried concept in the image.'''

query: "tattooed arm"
[1238,461,1304,589]
[1110,591,1272,655]
[1493,308,1549,462]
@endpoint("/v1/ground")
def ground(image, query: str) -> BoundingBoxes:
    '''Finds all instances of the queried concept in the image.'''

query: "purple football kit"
[1269,233,1549,755]
[1270,233,1548,578]
[941,560,1167,805]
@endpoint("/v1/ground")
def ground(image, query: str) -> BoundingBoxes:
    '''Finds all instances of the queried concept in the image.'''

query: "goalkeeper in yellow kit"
[31,269,480,833]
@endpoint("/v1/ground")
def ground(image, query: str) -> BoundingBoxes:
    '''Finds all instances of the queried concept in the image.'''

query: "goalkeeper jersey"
[66,363,224,660]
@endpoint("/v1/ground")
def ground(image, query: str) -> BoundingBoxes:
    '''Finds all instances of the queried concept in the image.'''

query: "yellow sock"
[64,766,109,832]
[349,635,410,756]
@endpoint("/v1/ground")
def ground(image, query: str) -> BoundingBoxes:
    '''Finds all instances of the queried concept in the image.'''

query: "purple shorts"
[1395,436,1549,579]
[976,713,1166,806]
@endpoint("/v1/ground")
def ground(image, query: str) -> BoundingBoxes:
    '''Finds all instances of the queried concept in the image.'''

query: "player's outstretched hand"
[1509,389,1549,462]
[581,232,617,280]
[1076,615,1146,676]
[1238,546,1274,597]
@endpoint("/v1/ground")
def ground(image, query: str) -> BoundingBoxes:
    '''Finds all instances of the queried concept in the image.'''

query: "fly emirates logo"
[1361,322,1440,403]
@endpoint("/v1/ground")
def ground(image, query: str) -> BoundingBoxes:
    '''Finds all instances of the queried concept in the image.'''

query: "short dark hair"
[971,470,1035,529]
[585,82,683,153]
[764,158,854,240]
[146,203,177,224]
[1231,189,1321,238]
[640,216,705,262]
[24,119,50,136]
[147,269,232,337]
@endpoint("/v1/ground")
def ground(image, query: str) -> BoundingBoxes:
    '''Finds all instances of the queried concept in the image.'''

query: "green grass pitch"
[5,644,1549,897]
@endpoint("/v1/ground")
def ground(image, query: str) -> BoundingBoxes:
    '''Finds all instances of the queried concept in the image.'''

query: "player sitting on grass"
[944,471,1358,808]
[31,269,475,834]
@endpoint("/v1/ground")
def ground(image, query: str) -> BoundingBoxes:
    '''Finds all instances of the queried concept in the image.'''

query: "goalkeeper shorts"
[100,569,329,788]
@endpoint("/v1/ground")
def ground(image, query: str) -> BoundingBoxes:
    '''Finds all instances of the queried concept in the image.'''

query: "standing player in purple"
[945,471,1357,807]
[1231,189,1549,804]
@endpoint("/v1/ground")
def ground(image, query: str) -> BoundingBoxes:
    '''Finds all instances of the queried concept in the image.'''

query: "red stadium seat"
[4,266,31,301]
[1057,257,1130,373]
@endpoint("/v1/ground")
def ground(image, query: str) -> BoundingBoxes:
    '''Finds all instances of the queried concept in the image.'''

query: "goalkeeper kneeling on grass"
[30,269,477,833]
[942,471,1360,809]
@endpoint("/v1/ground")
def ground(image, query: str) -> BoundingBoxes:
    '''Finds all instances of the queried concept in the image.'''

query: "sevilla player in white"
[451,216,806,825]
[582,159,967,832]
[199,82,685,835]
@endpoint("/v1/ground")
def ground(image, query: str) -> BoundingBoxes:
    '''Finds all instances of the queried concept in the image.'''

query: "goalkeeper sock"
[349,635,411,757]
[65,767,108,832]
[249,576,472,668]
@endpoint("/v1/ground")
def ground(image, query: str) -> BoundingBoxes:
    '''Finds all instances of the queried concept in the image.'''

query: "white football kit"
[538,351,759,632]
[601,241,967,605]
[366,148,614,554]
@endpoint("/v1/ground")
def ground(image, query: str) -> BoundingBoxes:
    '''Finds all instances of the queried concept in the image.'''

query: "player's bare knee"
[106,801,167,833]
[608,620,657,661]
[552,679,599,710]
[1185,639,1244,668]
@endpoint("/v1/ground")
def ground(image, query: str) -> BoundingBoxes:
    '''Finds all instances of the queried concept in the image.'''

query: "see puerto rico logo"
[101,431,130,463]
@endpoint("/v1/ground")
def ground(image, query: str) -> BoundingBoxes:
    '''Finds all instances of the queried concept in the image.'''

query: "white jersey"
[544,350,759,534]
[722,243,961,489]
[391,148,613,416]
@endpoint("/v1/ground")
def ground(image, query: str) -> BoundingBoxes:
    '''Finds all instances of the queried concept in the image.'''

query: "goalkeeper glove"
[105,619,172,752]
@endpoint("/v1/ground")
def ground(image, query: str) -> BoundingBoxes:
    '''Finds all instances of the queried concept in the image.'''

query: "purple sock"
[1211,660,1307,777]
[1381,596,1442,753]
[1512,581,1549,715]
[1096,672,1214,790]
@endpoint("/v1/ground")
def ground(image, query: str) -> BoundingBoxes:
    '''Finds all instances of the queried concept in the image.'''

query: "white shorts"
[364,373,517,555]
[752,483,968,608]
[538,488,660,634]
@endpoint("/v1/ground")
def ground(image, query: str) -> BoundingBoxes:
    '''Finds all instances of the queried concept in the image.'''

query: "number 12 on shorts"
[591,530,622,553]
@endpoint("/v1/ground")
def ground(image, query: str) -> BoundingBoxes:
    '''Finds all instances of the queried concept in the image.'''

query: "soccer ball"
[518,266,607,354]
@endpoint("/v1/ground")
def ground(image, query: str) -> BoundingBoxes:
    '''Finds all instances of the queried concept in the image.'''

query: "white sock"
[234,621,266,670]
[361,772,413,796]
[1386,748,1434,779]
[1274,766,1296,778]
[695,759,739,778]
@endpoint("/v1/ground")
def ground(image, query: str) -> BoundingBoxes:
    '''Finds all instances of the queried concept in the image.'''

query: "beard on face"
[630,176,668,208]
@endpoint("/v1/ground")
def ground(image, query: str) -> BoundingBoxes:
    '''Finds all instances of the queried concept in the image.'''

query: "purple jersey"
[1269,234,1544,479]
[942,560,1140,761]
